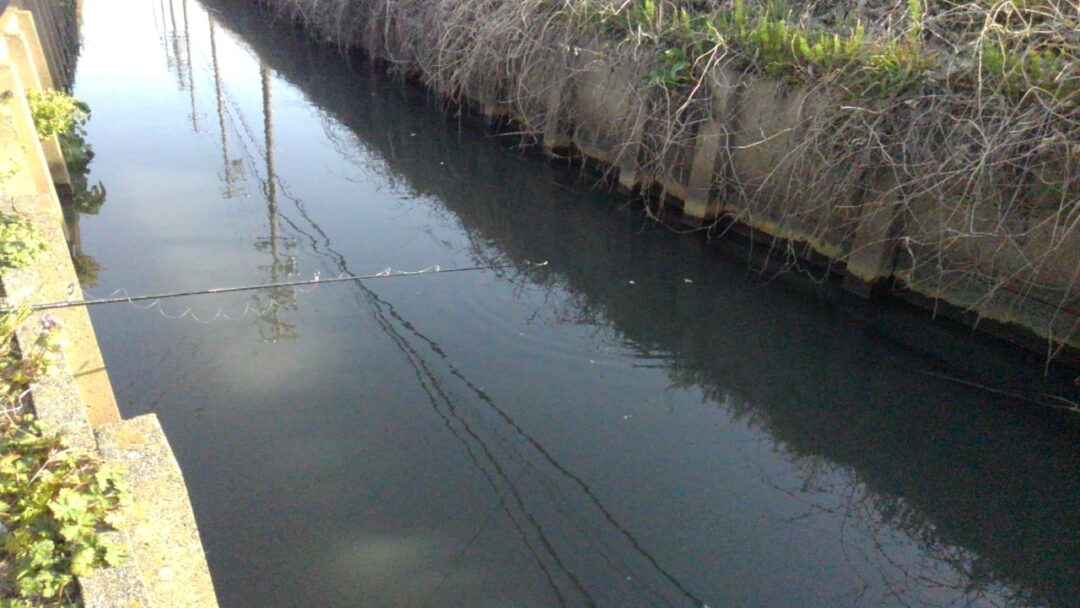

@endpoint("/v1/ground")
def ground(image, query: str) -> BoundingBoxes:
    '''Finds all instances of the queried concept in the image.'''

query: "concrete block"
[12,9,55,89]
[614,109,644,191]
[41,133,70,185]
[22,354,97,450]
[683,118,724,220]
[13,4,59,88]
[79,530,153,608]
[731,76,801,189]
[1,29,42,90]
[0,26,69,185]
[95,415,220,608]
[571,50,643,172]
[0,47,121,428]
[844,171,903,293]
[542,78,570,151]
[0,61,53,195]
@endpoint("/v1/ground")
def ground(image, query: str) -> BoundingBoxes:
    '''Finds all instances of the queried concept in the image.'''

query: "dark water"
[70,0,1080,606]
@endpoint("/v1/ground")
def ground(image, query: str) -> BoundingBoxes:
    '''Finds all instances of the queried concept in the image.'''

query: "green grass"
[568,0,1075,101]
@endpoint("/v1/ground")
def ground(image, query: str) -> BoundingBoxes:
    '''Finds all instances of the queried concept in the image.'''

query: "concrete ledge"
[95,416,219,608]
[80,530,153,608]
[0,10,121,427]
[0,5,220,606]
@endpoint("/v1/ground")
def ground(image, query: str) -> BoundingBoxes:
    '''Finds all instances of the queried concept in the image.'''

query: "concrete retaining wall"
[8,0,80,90]
[260,0,1079,355]
[0,5,219,606]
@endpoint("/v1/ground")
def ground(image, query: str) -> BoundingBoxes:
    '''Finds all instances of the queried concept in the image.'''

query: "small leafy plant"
[25,91,88,141]
[0,417,129,606]
[0,212,47,271]
[0,310,59,400]
[648,47,692,88]
[982,43,1074,98]
[0,306,129,606]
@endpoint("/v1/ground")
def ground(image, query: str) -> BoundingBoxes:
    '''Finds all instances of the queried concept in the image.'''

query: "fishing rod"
[0,261,548,314]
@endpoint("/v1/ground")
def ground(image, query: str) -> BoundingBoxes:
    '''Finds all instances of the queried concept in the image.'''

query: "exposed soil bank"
[255,0,1079,359]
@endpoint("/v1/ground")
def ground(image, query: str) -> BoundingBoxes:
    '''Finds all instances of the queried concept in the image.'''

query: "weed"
[25,91,88,141]
[982,43,1074,98]
[906,0,923,44]
[264,0,1080,350]
[0,309,56,400]
[0,414,129,606]
[0,308,128,606]
[0,213,47,271]
[647,47,692,88]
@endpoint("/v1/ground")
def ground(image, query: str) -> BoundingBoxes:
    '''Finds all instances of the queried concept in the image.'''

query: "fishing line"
[0,261,549,315]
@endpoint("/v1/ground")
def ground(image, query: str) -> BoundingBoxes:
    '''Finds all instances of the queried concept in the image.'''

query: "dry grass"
[261,0,1079,355]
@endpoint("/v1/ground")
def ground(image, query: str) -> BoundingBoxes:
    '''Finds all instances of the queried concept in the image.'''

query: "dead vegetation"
[261,0,1079,355]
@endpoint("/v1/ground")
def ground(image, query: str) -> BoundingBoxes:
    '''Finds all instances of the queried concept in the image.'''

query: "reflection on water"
[72,0,1080,607]
[251,61,298,343]
[59,113,106,288]
[159,0,201,132]
[208,12,246,200]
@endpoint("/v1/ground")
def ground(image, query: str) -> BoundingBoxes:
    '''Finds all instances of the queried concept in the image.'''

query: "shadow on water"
[192,2,1080,606]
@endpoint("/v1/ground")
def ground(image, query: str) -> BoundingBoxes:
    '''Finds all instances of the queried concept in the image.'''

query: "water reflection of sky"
[72,0,1080,607]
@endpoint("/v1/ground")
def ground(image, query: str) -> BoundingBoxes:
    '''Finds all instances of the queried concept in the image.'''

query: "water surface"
[70,1,1080,606]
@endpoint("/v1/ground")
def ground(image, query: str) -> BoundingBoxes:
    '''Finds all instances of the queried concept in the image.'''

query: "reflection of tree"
[60,185,105,290]
[751,450,1037,608]
[58,124,107,217]
[71,252,102,288]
